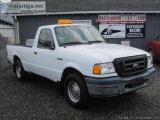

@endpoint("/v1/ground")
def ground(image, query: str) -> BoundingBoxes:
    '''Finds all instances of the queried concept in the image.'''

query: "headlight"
[93,63,115,74]
[147,56,153,69]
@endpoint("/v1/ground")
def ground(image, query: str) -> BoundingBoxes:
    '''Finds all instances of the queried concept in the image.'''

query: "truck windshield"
[55,26,105,46]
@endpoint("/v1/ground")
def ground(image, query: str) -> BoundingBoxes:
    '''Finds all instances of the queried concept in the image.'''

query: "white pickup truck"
[7,21,156,108]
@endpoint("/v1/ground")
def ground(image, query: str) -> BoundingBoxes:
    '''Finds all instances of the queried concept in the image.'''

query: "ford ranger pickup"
[7,20,156,108]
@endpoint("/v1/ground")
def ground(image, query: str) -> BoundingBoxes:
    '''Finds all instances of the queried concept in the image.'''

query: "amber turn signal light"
[93,64,101,74]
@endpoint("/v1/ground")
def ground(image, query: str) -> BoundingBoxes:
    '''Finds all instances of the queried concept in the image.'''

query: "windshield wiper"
[60,42,86,46]
[87,41,104,44]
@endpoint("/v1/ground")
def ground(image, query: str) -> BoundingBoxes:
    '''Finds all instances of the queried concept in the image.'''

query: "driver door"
[32,28,58,81]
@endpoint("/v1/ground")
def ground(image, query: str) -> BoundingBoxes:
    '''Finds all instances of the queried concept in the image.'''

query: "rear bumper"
[85,68,156,97]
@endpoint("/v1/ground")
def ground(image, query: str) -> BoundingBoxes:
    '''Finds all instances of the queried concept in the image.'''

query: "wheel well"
[13,55,20,62]
[13,55,20,72]
[60,67,84,92]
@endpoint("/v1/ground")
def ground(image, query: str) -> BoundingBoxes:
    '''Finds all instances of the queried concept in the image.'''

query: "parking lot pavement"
[0,49,10,72]
[0,50,160,120]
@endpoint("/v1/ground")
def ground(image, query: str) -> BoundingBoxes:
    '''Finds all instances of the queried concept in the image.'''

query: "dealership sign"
[1,1,46,14]
[98,15,146,23]
[100,24,126,38]
[126,24,145,38]
[98,15,146,38]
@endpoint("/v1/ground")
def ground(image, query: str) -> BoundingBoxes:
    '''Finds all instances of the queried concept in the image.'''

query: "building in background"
[0,15,14,48]
[6,0,160,50]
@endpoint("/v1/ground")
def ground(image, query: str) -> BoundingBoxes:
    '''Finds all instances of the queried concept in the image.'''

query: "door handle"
[57,58,63,60]
[34,52,37,55]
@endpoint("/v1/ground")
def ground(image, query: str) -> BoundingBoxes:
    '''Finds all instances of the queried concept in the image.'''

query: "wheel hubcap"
[68,81,80,103]
[16,64,21,78]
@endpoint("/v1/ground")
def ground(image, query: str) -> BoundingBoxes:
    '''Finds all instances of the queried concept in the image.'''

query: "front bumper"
[85,68,156,97]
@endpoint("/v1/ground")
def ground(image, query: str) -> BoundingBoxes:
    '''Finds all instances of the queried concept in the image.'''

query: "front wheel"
[64,73,89,109]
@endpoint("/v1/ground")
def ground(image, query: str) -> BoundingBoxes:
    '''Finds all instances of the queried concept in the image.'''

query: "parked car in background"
[149,34,160,60]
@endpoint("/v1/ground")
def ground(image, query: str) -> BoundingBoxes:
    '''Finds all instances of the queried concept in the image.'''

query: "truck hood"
[60,43,150,63]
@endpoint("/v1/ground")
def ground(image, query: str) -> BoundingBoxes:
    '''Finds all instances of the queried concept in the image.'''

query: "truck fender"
[62,62,84,77]
[60,62,85,83]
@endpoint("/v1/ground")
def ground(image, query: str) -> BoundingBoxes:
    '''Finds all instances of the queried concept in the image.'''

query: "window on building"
[72,20,91,25]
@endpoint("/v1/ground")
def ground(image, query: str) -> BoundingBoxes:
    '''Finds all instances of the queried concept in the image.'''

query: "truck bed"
[7,44,33,66]
[11,44,32,48]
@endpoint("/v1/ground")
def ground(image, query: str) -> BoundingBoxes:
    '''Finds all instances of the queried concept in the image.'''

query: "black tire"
[14,60,28,81]
[64,73,89,109]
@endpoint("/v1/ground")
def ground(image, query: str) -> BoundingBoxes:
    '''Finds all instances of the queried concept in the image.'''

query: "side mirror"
[105,38,110,43]
[102,35,109,43]
[50,42,55,50]
[43,41,55,50]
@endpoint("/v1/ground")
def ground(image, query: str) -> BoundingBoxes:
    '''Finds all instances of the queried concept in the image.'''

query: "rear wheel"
[64,73,89,109]
[15,60,28,81]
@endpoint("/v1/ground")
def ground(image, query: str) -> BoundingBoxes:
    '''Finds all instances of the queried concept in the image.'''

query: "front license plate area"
[132,78,145,87]
[125,77,146,88]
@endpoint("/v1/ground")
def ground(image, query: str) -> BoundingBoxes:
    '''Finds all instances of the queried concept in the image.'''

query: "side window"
[38,29,54,49]
[156,35,160,41]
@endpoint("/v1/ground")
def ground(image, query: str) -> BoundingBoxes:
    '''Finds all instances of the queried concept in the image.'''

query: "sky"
[0,0,11,3]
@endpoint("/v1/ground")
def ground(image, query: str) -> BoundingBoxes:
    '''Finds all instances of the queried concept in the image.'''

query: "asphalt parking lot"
[0,49,160,120]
